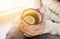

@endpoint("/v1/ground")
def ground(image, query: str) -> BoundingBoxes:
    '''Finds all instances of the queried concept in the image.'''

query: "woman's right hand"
[19,13,45,37]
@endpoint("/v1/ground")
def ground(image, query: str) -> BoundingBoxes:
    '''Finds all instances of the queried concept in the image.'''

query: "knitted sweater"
[40,0,60,35]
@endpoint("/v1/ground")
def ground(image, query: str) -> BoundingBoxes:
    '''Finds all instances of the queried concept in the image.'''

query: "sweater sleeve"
[42,0,60,17]
[42,20,60,35]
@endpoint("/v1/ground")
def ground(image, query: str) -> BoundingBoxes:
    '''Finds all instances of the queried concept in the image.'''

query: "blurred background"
[0,0,40,39]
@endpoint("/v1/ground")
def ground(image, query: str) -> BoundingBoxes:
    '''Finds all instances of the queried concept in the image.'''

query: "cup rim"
[22,8,42,25]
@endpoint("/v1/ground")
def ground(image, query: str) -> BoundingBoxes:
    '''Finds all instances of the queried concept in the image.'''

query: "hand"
[19,13,45,37]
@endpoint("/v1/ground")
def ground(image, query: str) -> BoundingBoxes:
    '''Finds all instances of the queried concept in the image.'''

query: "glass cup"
[22,8,42,25]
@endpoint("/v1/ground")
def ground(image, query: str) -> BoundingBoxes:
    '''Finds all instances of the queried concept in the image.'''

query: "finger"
[24,31,40,37]
[24,33,31,37]
[41,13,45,24]
[23,31,36,37]
[19,20,26,31]
[22,26,35,34]
[19,22,24,31]
[36,8,40,11]
[28,25,40,31]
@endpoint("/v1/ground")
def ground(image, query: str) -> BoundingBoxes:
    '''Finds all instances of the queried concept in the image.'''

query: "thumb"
[41,13,45,24]
[36,8,40,11]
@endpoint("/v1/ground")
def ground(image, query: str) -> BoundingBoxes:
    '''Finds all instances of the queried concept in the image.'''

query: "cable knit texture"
[40,0,60,35]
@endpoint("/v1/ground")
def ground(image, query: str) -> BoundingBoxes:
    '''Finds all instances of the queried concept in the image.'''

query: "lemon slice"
[22,8,42,25]
[24,16,35,24]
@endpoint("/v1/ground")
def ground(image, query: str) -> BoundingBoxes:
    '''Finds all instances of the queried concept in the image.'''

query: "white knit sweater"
[40,0,60,35]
